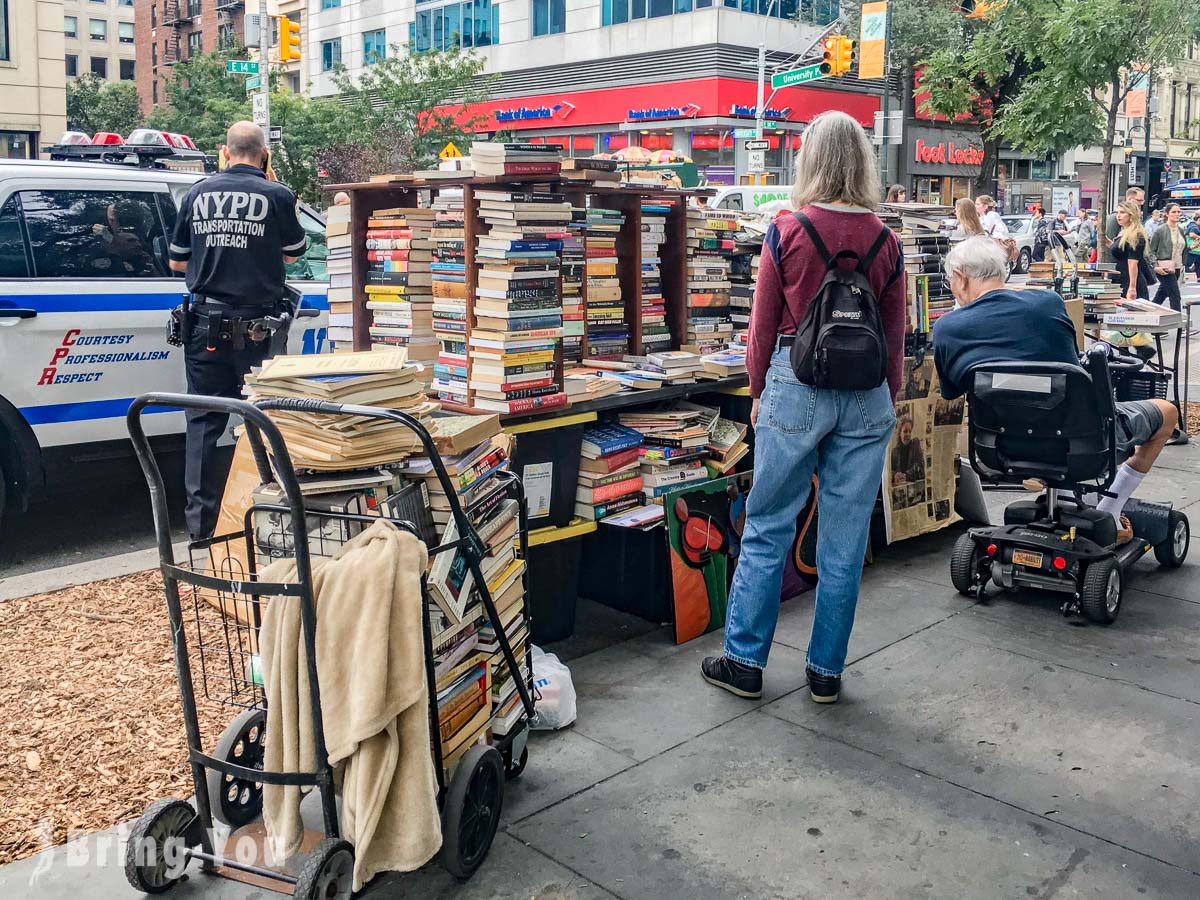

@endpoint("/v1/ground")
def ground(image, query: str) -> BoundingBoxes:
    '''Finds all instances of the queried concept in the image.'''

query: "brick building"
[135,0,245,116]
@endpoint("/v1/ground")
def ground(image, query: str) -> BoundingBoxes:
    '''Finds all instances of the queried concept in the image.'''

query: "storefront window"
[413,0,496,51]
[601,133,629,152]
[572,135,595,153]
[0,132,32,160]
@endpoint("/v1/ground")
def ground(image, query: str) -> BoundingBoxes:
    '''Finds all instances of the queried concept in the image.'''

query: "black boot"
[701,656,763,699]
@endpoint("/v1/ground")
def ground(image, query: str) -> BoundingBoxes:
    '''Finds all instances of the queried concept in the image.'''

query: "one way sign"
[743,140,771,151]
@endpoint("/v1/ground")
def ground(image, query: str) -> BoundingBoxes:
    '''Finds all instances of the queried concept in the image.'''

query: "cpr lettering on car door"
[0,181,188,448]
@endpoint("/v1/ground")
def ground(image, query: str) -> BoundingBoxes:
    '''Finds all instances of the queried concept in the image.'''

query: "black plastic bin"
[527,531,585,643]
[509,422,586,528]
[579,521,672,623]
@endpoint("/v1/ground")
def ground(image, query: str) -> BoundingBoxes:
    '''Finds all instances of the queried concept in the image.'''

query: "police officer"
[168,121,307,540]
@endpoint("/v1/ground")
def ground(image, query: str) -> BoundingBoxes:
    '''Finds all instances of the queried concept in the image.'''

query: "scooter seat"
[1004,499,1118,547]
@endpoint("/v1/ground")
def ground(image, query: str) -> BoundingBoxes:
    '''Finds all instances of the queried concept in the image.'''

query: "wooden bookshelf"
[329,176,711,409]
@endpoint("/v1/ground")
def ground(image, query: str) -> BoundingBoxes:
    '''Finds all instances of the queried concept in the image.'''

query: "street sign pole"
[878,2,892,191]
[258,0,270,139]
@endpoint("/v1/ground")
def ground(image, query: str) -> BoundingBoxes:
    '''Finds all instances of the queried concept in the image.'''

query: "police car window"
[285,207,328,282]
[19,189,171,279]
[0,196,29,278]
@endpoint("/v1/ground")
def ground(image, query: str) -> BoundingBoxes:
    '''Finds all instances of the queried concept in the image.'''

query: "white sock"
[1096,463,1144,526]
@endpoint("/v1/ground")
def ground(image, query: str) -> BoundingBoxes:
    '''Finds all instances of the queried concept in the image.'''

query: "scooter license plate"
[1012,549,1043,568]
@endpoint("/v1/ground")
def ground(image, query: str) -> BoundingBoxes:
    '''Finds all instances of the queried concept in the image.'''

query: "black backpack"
[787,211,892,391]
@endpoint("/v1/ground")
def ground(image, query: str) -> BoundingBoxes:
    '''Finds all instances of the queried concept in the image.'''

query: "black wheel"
[505,746,529,781]
[293,838,354,900]
[440,745,504,879]
[124,799,197,894]
[1018,248,1031,274]
[206,708,266,828]
[1153,510,1189,568]
[950,533,982,597]
[1080,558,1122,624]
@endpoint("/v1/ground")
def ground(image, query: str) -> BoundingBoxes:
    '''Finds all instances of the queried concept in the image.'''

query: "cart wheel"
[206,708,266,828]
[950,533,983,597]
[504,746,529,781]
[124,799,197,894]
[1153,510,1189,568]
[1080,558,1122,624]
[440,745,504,879]
[293,838,354,900]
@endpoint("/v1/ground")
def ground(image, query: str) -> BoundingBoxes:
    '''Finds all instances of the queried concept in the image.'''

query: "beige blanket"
[259,519,441,890]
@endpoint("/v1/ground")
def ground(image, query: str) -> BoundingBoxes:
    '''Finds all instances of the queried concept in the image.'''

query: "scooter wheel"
[1153,510,1189,568]
[950,533,983,597]
[1080,558,1122,624]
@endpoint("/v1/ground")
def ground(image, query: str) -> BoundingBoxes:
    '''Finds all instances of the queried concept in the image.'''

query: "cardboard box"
[1063,298,1084,351]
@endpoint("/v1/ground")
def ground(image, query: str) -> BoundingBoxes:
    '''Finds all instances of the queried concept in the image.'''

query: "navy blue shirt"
[933,288,1078,400]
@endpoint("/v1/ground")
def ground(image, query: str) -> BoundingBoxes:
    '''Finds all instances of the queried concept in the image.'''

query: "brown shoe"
[1023,478,1045,492]
[1115,516,1133,543]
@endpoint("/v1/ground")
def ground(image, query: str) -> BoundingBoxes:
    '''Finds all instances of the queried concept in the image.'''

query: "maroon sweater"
[747,204,907,400]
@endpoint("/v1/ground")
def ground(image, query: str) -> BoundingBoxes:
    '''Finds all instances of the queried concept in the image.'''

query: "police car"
[0,140,330,523]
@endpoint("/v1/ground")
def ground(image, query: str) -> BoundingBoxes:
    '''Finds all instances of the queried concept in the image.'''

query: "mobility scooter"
[950,346,1190,624]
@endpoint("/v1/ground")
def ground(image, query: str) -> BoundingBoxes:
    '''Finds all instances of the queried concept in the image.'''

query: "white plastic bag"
[529,645,577,730]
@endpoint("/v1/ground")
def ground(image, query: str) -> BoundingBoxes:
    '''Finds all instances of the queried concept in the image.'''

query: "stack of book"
[705,416,749,476]
[431,190,469,404]
[1076,266,1122,317]
[1103,297,1183,329]
[469,141,563,178]
[685,210,736,354]
[584,207,628,359]
[619,405,714,504]
[363,206,438,379]
[469,189,571,414]
[434,645,491,773]
[639,203,672,354]
[900,228,952,328]
[324,203,354,349]
[560,156,620,184]
[700,347,748,378]
[575,423,646,521]
[244,349,438,470]
[477,560,529,740]
[729,244,755,342]
[561,218,586,363]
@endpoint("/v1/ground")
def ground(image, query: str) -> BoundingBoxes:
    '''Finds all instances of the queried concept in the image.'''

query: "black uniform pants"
[183,326,270,539]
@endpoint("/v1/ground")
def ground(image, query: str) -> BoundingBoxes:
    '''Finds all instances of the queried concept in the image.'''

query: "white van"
[0,160,330,521]
[708,186,792,213]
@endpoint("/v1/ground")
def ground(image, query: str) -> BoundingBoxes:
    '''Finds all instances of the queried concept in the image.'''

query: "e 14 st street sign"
[771,64,824,91]
[227,60,260,75]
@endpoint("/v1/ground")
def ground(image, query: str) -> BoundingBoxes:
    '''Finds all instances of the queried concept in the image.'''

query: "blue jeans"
[724,348,896,676]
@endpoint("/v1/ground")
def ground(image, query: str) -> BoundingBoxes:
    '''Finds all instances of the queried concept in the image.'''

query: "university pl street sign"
[771,64,824,91]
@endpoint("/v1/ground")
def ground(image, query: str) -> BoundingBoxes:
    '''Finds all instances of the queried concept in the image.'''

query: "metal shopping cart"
[123,393,535,899]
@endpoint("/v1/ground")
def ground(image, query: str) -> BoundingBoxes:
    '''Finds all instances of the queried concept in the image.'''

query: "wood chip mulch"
[1186,402,1200,437]
[0,570,230,866]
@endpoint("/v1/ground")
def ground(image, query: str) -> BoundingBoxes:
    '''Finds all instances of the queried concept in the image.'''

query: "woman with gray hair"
[701,110,906,705]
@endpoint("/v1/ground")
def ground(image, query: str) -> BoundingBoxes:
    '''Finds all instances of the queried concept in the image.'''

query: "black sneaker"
[701,656,763,699]
[806,667,841,704]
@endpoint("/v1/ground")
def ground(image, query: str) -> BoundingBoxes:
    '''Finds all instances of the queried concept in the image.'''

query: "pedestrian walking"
[1186,212,1200,284]
[168,121,308,540]
[1107,186,1145,243]
[1031,208,1050,262]
[950,197,984,241]
[700,110,905,704]
[1145,208,1163,240]
[975,195,1009,239]
[886,184,907,203]
[1052,210,1072,255]
[1110,201,1153,301]
[1076,212,1097,265]
[1149,202,1186,312]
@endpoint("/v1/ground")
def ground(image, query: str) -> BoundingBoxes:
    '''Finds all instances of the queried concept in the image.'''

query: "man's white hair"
[944,235,1008,282]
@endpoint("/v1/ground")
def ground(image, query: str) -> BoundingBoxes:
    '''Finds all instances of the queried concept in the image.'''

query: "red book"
[366,229,414,239]
[366,252,411,264]
[473,391,569,414]
[482,162,562,176]
[585,247,616,258]
[480,377,556,394]
[579,447,640,474]
[578,475,644,505]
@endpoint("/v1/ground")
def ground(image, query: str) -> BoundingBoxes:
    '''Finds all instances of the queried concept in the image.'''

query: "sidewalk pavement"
[3,444,1200,898]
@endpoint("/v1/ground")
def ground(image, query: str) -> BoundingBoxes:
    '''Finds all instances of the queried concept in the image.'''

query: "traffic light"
[820,37,837,75]
[835,36,856,76]
[279,15,301,63]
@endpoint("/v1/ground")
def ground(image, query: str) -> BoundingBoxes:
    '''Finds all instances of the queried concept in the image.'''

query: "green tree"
[334,44,497,172]
[268,90,356,205]
[149,49,251,152]
[65,74,143,137]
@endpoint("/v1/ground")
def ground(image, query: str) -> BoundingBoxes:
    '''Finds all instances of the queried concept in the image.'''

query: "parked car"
[1001,215,1078,273]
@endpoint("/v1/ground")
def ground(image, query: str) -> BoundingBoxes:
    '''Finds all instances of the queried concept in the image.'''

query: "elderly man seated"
[932,236,1177,541]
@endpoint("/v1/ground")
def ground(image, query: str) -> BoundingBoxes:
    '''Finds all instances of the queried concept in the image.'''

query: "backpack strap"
[857,226,892,275]
[792,211,834,267]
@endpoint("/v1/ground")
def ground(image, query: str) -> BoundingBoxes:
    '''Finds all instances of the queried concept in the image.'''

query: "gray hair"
[791,111,881,210]
[226,121,266,160]
[944,235,1008,282]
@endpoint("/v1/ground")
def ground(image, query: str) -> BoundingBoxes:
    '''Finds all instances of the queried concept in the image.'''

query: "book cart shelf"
[328,175,708,411]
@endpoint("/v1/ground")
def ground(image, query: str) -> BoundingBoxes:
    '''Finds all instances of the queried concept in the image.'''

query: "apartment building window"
[91,56,108,77]
[321,0,341,8]
[65,15,78,38]
[412,0,497,51]
[119,22,134,43]
[218,22,236,49]
[66,54,79,77]
[151,3,156,27]
[120,58,135,79]
[152,41,158,66]
[119,0,133,6]
[153,79,159,103]
[363,29,386,63]
[90,19,107,40]
[321,38,341,71]
[0,1,8,63]
[532,0,565,36]
[188,31,202,56]
[187,0,202,17]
